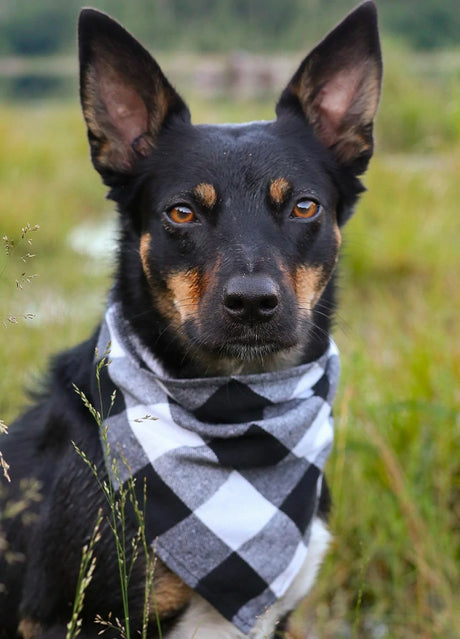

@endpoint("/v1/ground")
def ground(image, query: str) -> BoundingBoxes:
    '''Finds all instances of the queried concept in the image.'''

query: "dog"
[0,3,381,638]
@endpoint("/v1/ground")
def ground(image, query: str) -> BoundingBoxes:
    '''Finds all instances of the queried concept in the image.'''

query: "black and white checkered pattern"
[95,303,340,634]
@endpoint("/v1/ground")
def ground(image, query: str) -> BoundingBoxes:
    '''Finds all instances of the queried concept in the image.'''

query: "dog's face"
[136,119,343,369]
[79,3,381,376]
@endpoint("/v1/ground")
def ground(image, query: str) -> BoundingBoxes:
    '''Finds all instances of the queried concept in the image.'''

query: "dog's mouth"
[195,333,304,375]
[217,339,285,360]
[189,318,299,356]
[183,321,302,373]
[175,274,305,372]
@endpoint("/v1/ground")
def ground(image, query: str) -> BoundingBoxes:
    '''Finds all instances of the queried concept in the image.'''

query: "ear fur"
[276,1,382,174]
[78,9,190,178]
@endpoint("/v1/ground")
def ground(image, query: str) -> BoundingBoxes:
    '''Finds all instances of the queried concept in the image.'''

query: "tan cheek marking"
[153,257,222,330]
[167,269,201,323]
[295,265,329,314]
[18,620,42,639]
[140,234,182,327]
[295,222,342,314]
[269,177,291,206]
[140,232,152,282]
[150,558,193,619]
[194,182,217,209]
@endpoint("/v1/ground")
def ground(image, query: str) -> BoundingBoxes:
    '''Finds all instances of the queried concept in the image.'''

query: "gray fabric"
[96,302,340,634]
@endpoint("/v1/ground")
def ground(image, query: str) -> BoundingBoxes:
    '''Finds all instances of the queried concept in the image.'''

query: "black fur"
[0,3,381,637]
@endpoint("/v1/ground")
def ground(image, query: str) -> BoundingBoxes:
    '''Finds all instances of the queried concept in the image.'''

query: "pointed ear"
[78,9,190,177]
[276,1,382,173]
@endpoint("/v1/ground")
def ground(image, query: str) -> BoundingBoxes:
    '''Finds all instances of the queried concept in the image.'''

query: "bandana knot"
[96,303,340,634]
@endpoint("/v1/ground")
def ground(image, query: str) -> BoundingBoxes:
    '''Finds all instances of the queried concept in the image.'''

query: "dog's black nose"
[223,274,279,323]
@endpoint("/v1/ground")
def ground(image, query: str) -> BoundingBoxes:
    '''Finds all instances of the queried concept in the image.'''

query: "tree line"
[1,0,459,56]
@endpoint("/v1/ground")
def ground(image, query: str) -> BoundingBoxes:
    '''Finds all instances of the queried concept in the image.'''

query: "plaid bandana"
[95,302,340,634]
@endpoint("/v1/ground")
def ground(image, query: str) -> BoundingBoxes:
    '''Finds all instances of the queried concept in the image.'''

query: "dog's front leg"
[18,620,101,639]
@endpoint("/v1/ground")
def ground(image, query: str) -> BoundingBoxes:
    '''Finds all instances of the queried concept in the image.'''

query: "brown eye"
[167,205,195,224]
[292,199,320,220]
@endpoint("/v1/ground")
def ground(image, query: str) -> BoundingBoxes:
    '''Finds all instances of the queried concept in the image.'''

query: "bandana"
[95,302,340,634]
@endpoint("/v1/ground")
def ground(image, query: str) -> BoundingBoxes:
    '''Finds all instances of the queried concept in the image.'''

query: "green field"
[1,46,459,638]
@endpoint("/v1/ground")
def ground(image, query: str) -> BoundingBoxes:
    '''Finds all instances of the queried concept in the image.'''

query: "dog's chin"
[191,338,304,376]
[219,341,281,362]
[180,319,305,375]
[222,337,289,357]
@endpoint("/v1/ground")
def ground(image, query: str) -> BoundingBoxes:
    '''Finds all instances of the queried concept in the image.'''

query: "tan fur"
[140,232,153,282]
[292,219,341,314]
[154,286,179,327]
[295,265,328,315]
[140,233,181,326]
[334,224,342,252]
[194,183,217,209]
[18,619,41,639]
[167,269,201,324]
[140,236,211,332]
[269,177,291,206]
[150,559,193,619]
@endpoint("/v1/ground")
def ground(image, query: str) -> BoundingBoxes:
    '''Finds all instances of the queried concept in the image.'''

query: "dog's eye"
[167,205,196,224]
[292,199,320,220]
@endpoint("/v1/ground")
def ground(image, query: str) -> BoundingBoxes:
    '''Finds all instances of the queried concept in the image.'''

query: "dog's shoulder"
[2,331,102,497]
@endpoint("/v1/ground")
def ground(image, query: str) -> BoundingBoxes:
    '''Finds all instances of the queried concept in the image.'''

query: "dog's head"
[79,2,381,376]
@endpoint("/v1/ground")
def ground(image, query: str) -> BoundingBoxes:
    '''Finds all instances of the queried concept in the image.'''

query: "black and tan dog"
[0,3,381,638]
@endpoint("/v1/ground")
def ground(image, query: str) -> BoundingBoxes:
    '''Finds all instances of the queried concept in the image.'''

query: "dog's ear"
[276,1,382,174]
[78,9,190,178]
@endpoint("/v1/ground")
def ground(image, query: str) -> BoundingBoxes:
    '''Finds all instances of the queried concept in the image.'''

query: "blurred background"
[1,0,460,101]
[1,1,459,638]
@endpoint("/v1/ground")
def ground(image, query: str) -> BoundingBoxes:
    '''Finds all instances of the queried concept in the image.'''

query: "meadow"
[1,44,459,638]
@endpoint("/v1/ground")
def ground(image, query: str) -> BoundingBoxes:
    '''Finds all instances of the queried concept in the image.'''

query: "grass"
[71,349,160,639]
[1,46,459,638]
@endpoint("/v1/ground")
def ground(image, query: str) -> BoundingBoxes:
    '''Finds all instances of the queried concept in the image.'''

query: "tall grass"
[1,45,459,638]
[71,347,160,639]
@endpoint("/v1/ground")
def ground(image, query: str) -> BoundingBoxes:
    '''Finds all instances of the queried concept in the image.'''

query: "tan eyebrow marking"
[193,183,217,209]
[269,177,291,206]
